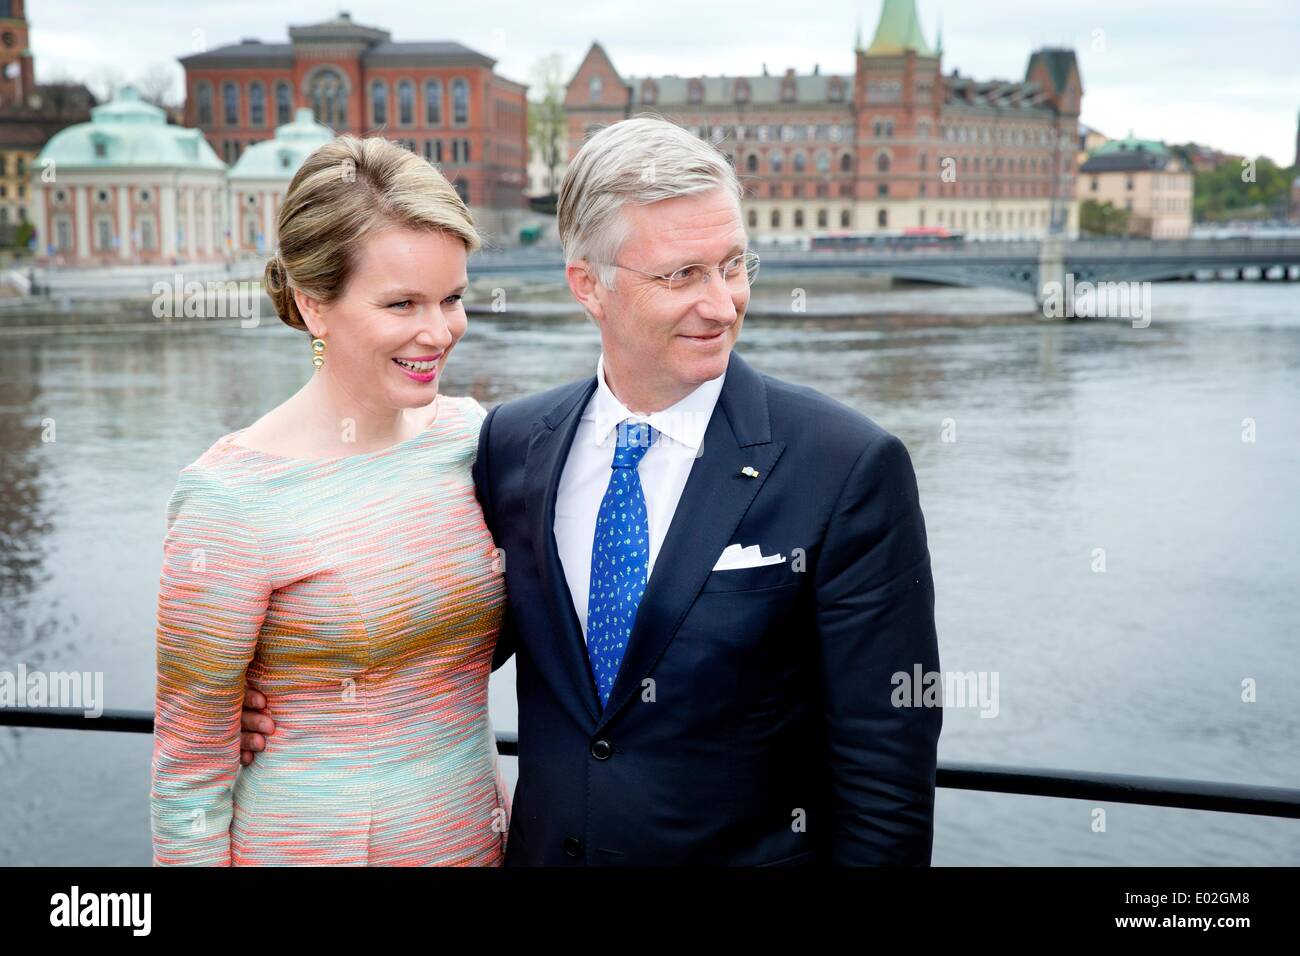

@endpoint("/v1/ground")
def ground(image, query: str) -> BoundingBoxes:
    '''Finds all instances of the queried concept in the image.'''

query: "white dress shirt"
[554,353,726,643]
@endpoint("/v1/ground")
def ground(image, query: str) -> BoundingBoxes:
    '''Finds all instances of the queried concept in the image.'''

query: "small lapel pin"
[740,465,760,478]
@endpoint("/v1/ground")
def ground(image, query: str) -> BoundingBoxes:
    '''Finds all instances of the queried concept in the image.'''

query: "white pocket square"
[712,543,786,571]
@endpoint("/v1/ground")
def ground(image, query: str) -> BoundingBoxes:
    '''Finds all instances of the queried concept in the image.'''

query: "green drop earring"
[311,337,325,371]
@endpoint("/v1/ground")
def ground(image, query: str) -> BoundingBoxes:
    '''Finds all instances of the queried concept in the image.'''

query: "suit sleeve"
[150,466,271,866]
[813,432,941,865]
[471,401,517,673]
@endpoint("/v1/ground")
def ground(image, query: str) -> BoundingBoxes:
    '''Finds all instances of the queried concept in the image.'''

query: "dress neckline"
[220,395,454,465]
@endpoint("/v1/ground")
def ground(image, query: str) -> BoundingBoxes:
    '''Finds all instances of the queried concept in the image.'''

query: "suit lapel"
[523,377,603,724]
[597,351,785,729]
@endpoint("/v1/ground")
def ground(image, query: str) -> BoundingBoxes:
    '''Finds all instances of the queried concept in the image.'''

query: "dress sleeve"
[462,395,489,425]
[150,464,271,866]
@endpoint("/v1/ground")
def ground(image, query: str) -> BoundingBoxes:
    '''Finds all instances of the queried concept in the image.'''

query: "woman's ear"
[293,287,327,338]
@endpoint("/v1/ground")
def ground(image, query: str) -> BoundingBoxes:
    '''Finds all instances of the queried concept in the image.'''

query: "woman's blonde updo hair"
[263,135,481,333]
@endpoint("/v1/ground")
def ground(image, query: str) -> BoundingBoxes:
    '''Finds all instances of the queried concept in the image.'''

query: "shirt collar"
[591,352,725,454]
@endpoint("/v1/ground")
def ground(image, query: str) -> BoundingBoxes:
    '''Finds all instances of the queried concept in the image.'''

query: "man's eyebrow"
[654,242,748,273]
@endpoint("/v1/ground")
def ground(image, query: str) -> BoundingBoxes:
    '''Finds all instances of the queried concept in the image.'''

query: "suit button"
[590,738,612,760]
[563,836,583,857]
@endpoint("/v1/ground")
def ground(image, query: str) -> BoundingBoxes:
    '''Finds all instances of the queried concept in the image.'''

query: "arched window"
[815,150,830,173]
[249,81,265,127]
[425,80,443,125]
[876,153,890,173]
[770,151,783,173]
[589,74,603,101]
[276,82,292,125]
[372,81,388,125]
[196,82,213,126]
[309,69,348,129]
[817,208,828,228]
[398,80,414,125]
[222,81,238,126]
[770,209,781,228]
[840,209,850,228]
[452,78,469,124]
[747,209,757,228]
[794,209,804,228]
[746,153,758,173]
[793,152,806,173]
[840,152,852,173]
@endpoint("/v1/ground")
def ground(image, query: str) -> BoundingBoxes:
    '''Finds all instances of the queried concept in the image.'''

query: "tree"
[88,65,126,102]
[1193,156,1293,221]
[1079,199,1131,237]
[136,63,182,109]
[528,54,568,197]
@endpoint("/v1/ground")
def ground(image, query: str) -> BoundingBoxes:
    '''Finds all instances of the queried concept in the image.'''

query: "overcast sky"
[31,0,1300,164]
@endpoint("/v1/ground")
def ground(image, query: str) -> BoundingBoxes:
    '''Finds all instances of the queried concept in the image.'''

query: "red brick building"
[179,12,529,235]
[565,0,1082,239]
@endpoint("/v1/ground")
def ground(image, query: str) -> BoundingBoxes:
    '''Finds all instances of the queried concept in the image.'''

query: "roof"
[288,12,390,44]
[626,71,851,107]
[943,73,1055,112]
[34,85,224,172]
[1079,136,1181,173]
[1025,49,1078,93]
[866,0,937,57]
[228,108,334,181]
[179,39,293,65]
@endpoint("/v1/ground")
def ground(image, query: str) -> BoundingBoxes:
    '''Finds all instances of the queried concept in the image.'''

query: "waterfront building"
[179,11,529,240]
[0,0,94,242]
[226,107,333,257]
[1077,136,1194,239]
[563,0,1082,239]
[29,86,226,267]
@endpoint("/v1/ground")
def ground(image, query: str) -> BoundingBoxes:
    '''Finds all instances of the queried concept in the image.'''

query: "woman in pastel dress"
[150,136,508,865]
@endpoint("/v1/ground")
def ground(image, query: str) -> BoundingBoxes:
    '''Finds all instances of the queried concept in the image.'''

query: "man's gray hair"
[558,116,744,287]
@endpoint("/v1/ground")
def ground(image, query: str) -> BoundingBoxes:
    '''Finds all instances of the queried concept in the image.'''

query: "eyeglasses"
[608,252,760,295]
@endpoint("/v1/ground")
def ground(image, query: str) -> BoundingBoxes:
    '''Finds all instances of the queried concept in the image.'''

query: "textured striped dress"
[150,394,508,866]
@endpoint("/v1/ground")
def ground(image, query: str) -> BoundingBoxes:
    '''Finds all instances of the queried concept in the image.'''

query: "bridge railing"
[3,706,1298,821]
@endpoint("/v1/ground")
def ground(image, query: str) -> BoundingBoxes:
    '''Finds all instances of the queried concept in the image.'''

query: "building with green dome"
[30,85,227,266]
[564,0,1084,239]
[227,107,333,256]
[1078,134,1193,238]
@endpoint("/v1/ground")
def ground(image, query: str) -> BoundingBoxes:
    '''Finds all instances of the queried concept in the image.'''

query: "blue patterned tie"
[586,420,657,709]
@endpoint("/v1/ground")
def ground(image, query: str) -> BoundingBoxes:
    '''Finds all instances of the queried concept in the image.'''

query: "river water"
[1,281,1297,865]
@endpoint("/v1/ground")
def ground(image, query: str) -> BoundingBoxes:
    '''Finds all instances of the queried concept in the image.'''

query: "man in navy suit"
[240,117,941,866]
[473,117,941,866]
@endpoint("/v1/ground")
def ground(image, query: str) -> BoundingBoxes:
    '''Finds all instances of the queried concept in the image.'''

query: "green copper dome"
[34,85,224,171]
[866,0,937,56]
[1090,135,1170,158]
[229,108,335,181]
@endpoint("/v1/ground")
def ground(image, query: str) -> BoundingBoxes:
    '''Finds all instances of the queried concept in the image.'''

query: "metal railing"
[3,706,1298,819]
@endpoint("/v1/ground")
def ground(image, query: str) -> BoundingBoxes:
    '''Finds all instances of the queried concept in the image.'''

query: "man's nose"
[696,269,738,321]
